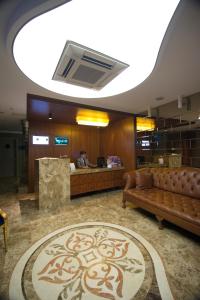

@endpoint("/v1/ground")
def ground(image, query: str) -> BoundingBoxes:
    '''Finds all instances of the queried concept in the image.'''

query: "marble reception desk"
[35,159,124,207]
[35,157,70,210]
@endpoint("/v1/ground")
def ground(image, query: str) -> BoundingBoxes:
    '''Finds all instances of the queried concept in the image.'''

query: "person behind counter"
[76,151,97,169]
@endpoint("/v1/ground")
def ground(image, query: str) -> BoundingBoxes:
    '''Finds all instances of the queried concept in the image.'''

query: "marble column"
[35,158,70,210]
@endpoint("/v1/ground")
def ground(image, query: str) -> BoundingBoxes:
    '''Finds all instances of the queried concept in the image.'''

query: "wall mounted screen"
[141,140,150,147]
[54,136,69,145]
[32,135,49,145]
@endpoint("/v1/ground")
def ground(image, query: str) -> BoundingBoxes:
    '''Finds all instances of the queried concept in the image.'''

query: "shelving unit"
[136,128,200,168]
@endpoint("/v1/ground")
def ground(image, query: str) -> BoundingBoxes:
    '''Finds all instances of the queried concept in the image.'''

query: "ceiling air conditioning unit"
[52,40,129,90]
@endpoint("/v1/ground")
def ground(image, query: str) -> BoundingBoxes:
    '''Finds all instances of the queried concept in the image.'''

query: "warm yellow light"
[77,119,109,127]
[76,109,109,127]
[136,117,155,131]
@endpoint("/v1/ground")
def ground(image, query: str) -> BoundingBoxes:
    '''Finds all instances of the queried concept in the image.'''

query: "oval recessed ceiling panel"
[13,0,179,98]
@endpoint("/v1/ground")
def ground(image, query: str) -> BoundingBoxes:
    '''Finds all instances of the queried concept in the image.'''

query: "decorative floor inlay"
[9,222,174,300]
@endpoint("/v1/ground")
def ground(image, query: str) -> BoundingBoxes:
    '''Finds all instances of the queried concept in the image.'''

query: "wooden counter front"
[70,167,124,196]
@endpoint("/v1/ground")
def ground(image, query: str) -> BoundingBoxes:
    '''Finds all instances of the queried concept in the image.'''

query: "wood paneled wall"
[99,117,136,171]
[28,117,136,192]
[28,121,100,192]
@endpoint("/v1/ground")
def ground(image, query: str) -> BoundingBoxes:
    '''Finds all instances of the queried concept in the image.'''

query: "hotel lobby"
[0,1,200,300]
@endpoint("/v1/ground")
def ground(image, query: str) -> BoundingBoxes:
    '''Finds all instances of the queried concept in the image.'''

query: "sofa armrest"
[123,171,136,190]
[0,208,7,219]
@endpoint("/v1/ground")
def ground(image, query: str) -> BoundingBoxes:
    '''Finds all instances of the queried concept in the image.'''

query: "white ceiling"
[0,0,200,131]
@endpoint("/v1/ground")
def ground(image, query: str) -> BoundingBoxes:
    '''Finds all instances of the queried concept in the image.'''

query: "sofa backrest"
[144,167,200,199]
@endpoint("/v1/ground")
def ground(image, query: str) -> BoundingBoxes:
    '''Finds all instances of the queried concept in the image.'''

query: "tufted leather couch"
[122,167,200,236]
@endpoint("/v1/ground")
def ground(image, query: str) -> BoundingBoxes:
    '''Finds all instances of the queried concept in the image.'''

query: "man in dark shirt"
[76,151,97,168]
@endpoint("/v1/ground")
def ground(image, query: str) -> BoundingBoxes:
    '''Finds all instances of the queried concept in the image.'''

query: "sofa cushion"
[139,168,200,199]
[126,188,200,226]
[136,172,153,189]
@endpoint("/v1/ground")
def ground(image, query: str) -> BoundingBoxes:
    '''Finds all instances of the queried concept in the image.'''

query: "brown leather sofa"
[122,167,200,236]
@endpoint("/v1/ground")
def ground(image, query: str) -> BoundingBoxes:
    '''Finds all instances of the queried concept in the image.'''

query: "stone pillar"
[35,158,70,210]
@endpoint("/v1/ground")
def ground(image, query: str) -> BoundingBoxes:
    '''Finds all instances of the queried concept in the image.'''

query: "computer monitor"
[107,156,121,167]
[97,157,107,168]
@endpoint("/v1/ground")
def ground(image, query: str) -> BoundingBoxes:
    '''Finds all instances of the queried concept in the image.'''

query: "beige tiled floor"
[0,190,200,300]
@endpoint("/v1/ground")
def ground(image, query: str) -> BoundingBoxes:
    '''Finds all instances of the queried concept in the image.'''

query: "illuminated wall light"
[76,118,109,127]
[76,109,109,127]
[48,112,53,120]
[136,117,155,131]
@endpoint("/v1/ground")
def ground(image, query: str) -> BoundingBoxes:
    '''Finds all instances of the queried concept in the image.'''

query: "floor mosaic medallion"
[9,222,174,300]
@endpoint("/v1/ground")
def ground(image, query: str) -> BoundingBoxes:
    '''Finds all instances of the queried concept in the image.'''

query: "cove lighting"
[13,0,179,98]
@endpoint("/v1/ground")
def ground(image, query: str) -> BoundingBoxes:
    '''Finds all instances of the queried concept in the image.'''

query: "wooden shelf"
[136,128,200,168]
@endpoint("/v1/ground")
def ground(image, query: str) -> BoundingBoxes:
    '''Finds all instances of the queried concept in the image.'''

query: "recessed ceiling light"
[13,0,180,98]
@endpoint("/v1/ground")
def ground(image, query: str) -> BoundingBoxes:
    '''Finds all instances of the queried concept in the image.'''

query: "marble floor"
[0,189,200,300]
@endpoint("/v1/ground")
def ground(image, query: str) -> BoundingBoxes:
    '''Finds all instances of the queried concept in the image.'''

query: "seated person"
[76,151,97,168]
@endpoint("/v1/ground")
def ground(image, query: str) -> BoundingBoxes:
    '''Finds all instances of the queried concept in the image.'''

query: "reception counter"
[70,167,124,196]
[35,157,124,205]
[35,157,70,210]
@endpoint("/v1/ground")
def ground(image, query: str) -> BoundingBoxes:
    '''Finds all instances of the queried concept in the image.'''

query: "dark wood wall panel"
[100,117,136,171]
[71,125,100,164]
[28,121,100,192]
[28,117,135,192]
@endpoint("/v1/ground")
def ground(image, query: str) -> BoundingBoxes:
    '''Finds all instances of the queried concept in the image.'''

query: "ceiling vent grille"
[52,41,129,90]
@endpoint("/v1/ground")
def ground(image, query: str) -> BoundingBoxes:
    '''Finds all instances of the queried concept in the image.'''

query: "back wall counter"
[28,117,136,192]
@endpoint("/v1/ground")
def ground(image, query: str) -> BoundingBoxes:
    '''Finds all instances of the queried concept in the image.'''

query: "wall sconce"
[76,118,108,127]
[76,109,109,127]
[136,117,155,131]
[48,113,53,120]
